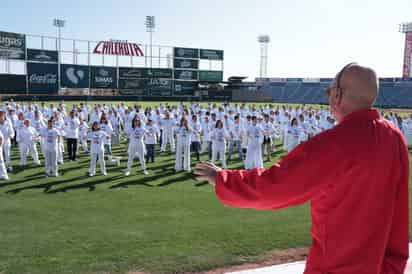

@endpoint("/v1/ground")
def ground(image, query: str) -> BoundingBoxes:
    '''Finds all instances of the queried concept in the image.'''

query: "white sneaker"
[102,172,107,176]
[124,171,130,176]
[143,170,149,175]
[1,175,9,180]
[89,173,95,177]
[7,166,13,172]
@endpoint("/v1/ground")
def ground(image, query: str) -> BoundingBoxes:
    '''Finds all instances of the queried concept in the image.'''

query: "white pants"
[245,142,263,169]
[175,140,190,171]
[200,140,210,153]
[20,143,40,166]
[58,141,64,163]
[3,139,11,167]
[126,143,146,172]
[0,147,8,179]
[212,142,227,168]
[161,131,175,152]
[44,149,58,176]
[89,150,106,175]
[78,137,88,153]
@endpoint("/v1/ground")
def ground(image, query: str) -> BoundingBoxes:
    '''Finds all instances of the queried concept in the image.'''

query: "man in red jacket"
[195,63,410,274]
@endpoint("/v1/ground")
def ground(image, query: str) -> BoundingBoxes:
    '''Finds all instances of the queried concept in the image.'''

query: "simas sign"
[91,66,117,89]
[93,40,144,56]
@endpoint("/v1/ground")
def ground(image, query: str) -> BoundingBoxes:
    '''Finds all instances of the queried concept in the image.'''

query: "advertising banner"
[27,49,58,63]
[147,68,173,78]
[27,63,58,94]
[0,31,26,60]
[403,32,412,78]
[118,78,147,89]
[174,47,199,59]
[173,58,199,69]
[0,74,27,94]
[199,49,224,60]
[174,80,197,95]
[90,66,117,89]
[61,64,90,88]
[146,78,173,92]
[198,70,223,82]
[119,67,147,79]
[174,70,198,81]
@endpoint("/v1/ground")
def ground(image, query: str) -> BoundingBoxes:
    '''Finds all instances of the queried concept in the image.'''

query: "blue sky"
[2,0,412,79]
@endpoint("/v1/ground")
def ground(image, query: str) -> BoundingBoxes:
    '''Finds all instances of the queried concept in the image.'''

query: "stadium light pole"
[258,35,270,78]
[399,22,412,78]
[53,19,66,92]
[145,16,155,70]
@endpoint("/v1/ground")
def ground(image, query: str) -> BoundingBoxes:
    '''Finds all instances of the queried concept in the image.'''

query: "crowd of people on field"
[0,100,410,180]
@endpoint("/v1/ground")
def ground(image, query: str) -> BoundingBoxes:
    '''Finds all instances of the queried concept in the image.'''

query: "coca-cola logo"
[29,74,57,84]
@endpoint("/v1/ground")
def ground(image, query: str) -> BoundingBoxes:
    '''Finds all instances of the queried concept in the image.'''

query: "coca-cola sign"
[29,74,57,84]
[27,63,58,94]
[93,40,144,56]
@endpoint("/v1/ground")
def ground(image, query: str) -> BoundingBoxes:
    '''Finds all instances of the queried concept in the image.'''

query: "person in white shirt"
[160,112,176,153]
[0,131,9,180]
[190,115,202,161]
[175,117,192,172]
[0,110,14,171]
[78,118,89,153]
[144,119,159,164]
[261,114,275,162]
[245,116,264,169]
[227,115,244,162]
[17,119,40,167]
[87,122,108,177]
[125,118,148,176]
[210,120,229,168]
[286,118,300,152]
[100,115,115,163]
[200,115,213,160]
[40,119,62,177]
[402,114,412,148]
[65,110,80,161]
[53,112,65,164]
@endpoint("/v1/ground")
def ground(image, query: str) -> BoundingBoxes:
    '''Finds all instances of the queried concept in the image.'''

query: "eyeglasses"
[325,62,357,97]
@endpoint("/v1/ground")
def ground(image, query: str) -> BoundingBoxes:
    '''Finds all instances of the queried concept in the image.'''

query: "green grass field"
[0,102,410,274]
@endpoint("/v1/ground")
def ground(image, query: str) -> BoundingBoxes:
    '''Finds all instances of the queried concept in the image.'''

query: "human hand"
[194,162,222,186]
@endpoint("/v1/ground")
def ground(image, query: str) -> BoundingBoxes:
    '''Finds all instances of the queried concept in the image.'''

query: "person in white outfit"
[245,116,264,169]
[0,131,9,180]
[40,119,62,177]
[210,120,229,168]
[78,118,89,153]
[286,118,300,152]
[402,114,412,147]
[64,110,80,161]
[125,118,148,176]
[87,122,108,176]
[0,110,14,171]
[261,114,275,162]
[17,119,40,167]
[175,117,192,172]
[160,112,176,153]
[144,119,159,164]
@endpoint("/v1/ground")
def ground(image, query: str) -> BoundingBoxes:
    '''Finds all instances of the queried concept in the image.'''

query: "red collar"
[341,108,380,123]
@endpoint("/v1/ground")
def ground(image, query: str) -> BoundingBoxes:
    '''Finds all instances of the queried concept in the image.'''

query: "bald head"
[338,64,378,109]
[328,63,379,122]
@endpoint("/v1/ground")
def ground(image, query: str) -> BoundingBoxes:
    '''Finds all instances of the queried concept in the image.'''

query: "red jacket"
[216,109,409,274]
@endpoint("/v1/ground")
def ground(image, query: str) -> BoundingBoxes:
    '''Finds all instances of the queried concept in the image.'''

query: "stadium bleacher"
[257,78,412,107]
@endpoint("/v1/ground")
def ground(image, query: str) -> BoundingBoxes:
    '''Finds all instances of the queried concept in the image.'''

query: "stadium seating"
[257,78,412,107]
